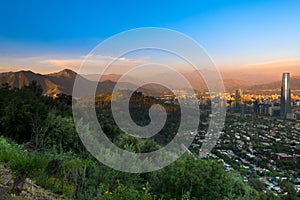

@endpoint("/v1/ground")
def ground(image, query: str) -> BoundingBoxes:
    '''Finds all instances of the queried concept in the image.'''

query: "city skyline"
[0,1,300,199]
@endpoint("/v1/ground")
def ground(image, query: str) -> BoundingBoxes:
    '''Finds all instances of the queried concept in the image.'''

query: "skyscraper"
[235,89,243,105]
[234,89,244,113]
[280,72,292,117]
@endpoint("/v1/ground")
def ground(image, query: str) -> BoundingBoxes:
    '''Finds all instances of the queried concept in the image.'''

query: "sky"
[0,0,300,74]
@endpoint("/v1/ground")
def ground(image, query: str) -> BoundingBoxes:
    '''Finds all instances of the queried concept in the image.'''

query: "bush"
[0,137,48,194]
[100,182,157,200]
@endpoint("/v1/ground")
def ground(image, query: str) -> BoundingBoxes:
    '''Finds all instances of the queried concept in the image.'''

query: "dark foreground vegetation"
[0,82,279,199]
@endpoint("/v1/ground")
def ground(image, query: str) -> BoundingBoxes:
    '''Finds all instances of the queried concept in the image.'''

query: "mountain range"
[0,69,171,97]
[250,76,300,90]
[83,71,255,92]
[0,69,300,97]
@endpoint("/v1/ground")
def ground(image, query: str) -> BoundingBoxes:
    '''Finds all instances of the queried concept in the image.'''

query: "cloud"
[0,52,151,75]
[246,58,300,67]
[40,59,81,70]
[40,54,148,74]
[79,54,145,64]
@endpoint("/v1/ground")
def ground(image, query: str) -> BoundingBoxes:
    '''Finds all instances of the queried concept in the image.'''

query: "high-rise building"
[235,89,243,105]
[233,89,244,114]
[280,72,292,117]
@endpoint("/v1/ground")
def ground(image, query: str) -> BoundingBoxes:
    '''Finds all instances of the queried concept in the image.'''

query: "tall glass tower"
[235,89,243,105]
[280,72,292,117]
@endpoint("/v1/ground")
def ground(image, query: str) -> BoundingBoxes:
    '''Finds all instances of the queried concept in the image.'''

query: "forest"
[0,82,277,199]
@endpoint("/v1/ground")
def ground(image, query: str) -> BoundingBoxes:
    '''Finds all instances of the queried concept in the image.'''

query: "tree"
[0,82,47,143]
[150,154,257,199]
[279,180,298,200]
[43,112,82,153]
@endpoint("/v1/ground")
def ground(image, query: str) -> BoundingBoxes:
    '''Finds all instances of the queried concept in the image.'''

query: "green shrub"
[100,182,157,200]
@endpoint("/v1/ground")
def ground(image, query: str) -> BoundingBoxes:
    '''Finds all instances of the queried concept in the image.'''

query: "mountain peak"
[48,69,77,78]
[6,70,36,75]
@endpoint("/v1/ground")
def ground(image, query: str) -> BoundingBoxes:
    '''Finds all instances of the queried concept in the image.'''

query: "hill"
[0,69,87,96]
[248,75,300,91]
[0,69,130,96]
[0,70,61,96]
[3,69,300,96]
[0,69,171,97]
[83,70,255,92]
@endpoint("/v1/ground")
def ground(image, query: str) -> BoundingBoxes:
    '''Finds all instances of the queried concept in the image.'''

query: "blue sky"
[0,0,299,73]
